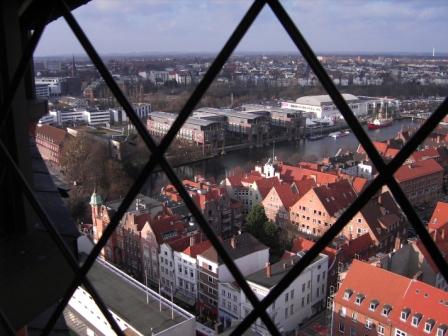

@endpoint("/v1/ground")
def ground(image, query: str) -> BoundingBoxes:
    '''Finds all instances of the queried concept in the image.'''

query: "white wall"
[174,251,198,299]
[218,248,269,283]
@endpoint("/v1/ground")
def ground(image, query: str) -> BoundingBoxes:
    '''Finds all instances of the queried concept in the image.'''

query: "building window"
[284,307,288,319]
[365,319,372,329]
[285,292,289,302]
[395,330,407,336]
[369,300,378,311]
[352,312,357,322]
[382,305,392,317]
[401,308,410,321]
[290,304,293,315]
[437,326,448,336]
[350,327,356,336]
[339,322,345,333]
[355,294,364,305]
[412,313,422,327]
[378,325,385,335]
[290,289,294,299]
[302,283,305,292]
[343,289,353,300]
[425,320,435,333]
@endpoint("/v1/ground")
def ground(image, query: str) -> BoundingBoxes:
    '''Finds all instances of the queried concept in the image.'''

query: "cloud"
[34,0,448,56]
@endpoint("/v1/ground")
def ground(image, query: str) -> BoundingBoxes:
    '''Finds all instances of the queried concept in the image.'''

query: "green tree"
[246,204,269,237]
[246,205,279,249]
[263,220,280,248]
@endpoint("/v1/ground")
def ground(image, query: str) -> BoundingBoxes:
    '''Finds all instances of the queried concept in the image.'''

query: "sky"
[35,0,448,56]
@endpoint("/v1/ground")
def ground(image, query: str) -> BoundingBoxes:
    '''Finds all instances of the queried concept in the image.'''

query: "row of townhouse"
[158,229,330,335]
[225,159,407,254]
[161,176,243,239]
[332,260,448,336]
[90,192,197,287]
[355,140,446,207]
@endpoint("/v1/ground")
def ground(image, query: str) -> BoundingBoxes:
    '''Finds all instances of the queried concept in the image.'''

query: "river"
[143,119,420,196]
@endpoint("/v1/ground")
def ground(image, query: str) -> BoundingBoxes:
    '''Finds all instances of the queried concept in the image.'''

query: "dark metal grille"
[1,0,447,335]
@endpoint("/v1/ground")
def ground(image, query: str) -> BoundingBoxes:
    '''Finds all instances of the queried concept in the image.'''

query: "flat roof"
[295,94,358,105]
[150,111,220,127]
[88,260,194,335]
[245,253,326,289]
[195,107,262,120]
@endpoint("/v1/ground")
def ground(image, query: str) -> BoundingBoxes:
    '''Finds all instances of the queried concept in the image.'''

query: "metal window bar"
[0,0,446,335]
[0,1,132,335]
[41,0,279,335]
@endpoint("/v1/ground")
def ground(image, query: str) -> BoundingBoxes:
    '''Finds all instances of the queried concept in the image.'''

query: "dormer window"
[401,308,410,321]
[425,320,435,334]
[369,300,379,311]
[343,288,353,300]
[437,325,448,336]
[412,313,422,327]
[381,304,391,317]
[355,293,365,305]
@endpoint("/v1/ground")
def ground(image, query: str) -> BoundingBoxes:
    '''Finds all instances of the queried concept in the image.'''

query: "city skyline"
[35,0,448,56]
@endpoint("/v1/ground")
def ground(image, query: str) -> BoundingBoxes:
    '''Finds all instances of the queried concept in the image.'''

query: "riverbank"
[144,118,420,196]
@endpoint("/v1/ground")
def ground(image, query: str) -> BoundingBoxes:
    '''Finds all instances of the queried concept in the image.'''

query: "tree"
[246,205,279,249]
[262,220,280,248]
[246,204,269,237]
[60,133,132,221]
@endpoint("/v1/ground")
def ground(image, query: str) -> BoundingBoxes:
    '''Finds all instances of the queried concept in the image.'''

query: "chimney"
[266,262,272,278]
[230,236,236,249]
[190,235,196,247]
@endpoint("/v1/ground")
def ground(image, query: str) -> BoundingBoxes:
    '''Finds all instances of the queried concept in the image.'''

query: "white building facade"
[241,253,329,335]
[159,243,176,295]
[174,246,199,304]
[281,94,369,120]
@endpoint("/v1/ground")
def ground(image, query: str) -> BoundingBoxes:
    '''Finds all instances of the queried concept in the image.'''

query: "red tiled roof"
[357,141,388,156]
[352,176,369,193]
[150,214,186,244]
[279,163,340,186]
[241,171,263,184]
[357,192,401,240]
[313,180,357,217]
[415,230,448,273]
[227,175,243,187]
[411,147,440,162]
[134,213,151,231]
[335,260,448,335]
[167,234,200,252]
[255,177,281,199]
[428,201,448,232]
[342,233,375,259]
[35,124,67,145]
[394,159,444,182]
[269,183,300,210]
[292,178,317,198]
[182,239,212,258]
[357,141,399,159]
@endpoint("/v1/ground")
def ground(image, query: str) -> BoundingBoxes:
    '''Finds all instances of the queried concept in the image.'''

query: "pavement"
[296,309,332,336]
